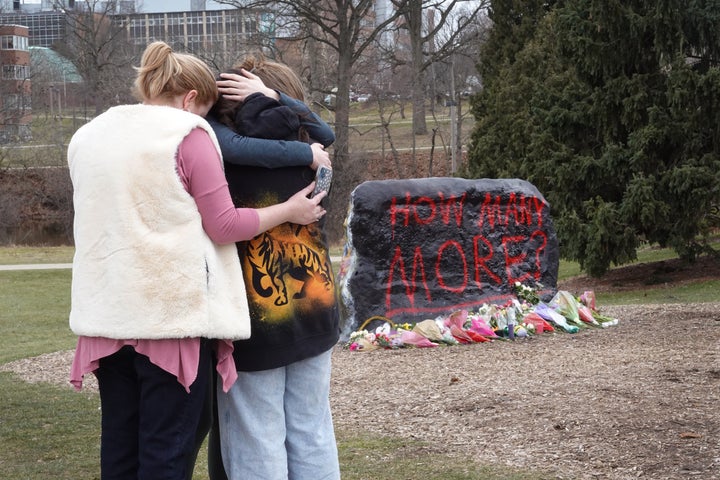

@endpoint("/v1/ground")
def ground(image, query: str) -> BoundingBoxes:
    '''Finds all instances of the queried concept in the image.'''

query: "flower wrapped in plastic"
[346,330,381,351]
[580,291,596,310]
[399,330,438,348]
[442,310,474,344]
[412,319,444,342]
[466,312,498,338]
[577,303,600,326]
[438,319,460,345]
[550,290,584,327]
[521,311,555,334]
[344,287,620,352]
[444,309,467,330]
[533,302,579,333]
[580,290,619,327]
[449,324,474,344]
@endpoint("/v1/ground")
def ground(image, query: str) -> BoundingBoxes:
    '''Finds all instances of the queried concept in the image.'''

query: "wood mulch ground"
[331,302,720,479]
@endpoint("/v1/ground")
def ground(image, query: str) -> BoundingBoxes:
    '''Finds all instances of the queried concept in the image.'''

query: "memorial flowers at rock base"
[344,285,619,352]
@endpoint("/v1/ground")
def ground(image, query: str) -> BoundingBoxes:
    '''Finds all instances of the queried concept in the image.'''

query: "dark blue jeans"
[96,342,210,480]
[186,351,227,480]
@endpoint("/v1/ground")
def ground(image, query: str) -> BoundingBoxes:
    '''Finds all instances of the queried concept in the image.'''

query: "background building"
[0,0,236,14]
[116,8,272,57]
[0,23,31,141]
[0,10,65,47]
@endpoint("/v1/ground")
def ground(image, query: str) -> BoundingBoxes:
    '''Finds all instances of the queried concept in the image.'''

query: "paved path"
[1,258,343,271]
[0,263,72,270]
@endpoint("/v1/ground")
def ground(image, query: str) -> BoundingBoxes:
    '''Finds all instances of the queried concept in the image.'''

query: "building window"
[2,64,29,80]
[0,35,29,51]
[2,93,30,110]
[3,93,19,109]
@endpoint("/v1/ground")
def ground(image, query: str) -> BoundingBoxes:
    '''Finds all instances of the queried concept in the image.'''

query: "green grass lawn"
[0,269,75,364]
[0,244,717,479]
[0,246,74,265]
[0,374,101,480]
[596,279,720,305]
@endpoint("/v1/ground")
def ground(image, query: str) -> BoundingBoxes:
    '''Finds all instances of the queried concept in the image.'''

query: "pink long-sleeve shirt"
[70,128,259,393]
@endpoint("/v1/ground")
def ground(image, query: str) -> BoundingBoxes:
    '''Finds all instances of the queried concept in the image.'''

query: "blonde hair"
[133,41,218,105]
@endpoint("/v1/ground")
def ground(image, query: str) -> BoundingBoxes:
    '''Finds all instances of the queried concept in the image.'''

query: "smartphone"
[312,165,333,198]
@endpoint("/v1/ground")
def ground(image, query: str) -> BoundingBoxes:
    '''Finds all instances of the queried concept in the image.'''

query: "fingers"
[217,80,249,92]
[217,73,254,96]
[289,182,328,224]
[310,143,332,170]
[313,201,326,219]
[216,79,246,102]
[216,80,240,89]
[303,181,316,196]
[218,72,245,82]
[312,191,327,223]
[240,68,258,79]
[313,190,328,203]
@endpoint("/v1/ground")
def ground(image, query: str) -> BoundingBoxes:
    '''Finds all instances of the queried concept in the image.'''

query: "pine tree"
[467,0,720,276]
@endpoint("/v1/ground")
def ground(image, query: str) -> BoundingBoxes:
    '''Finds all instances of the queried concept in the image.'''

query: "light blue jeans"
[217,349,340,480]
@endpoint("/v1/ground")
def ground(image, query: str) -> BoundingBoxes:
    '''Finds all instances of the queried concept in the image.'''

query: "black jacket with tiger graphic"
[220,91,339,371]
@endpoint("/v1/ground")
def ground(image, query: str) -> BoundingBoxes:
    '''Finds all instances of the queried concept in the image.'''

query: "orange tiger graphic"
[246,232,333,306]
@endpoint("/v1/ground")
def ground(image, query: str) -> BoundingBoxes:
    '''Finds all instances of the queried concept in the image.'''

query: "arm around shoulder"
[207,115,313,168]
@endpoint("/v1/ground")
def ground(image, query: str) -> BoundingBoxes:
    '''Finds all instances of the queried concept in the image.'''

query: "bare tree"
[393,1,488,136]
[52,0,136,115]
[186,9,277,73]
[215,0,409,242]
[431,12,489,172]
[214,1,404,157]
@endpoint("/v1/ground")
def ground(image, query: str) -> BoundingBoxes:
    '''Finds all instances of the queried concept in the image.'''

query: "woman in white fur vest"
[67,41,327,480]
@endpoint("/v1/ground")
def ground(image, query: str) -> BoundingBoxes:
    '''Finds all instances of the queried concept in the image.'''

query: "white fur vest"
[67,104,250,340]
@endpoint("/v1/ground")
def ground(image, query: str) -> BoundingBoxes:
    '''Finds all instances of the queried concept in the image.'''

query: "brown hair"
[133,41,218,105]
[236,55,306,102]
[211,55,310,142]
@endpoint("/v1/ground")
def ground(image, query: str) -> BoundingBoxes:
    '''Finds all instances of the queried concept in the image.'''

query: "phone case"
[312,166,333,197]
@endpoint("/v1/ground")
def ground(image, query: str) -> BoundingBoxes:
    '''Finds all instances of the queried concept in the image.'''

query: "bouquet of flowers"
[514,281,543,305]
[343,285,619,351]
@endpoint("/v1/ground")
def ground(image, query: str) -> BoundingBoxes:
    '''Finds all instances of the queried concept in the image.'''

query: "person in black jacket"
[208,57,341,480]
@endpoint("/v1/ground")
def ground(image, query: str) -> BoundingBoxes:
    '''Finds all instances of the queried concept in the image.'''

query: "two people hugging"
[68,41,340,480]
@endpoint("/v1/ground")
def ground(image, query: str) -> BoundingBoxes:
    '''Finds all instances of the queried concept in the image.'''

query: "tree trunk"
[408,1,427,136]
[324,50,355,243]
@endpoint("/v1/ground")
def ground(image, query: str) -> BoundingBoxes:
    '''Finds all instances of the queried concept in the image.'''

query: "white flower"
[375,322,392,335]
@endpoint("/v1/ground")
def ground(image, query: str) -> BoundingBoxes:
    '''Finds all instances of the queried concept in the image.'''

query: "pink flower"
[449,324,474,344]
[580,291,596,310]
[400,331,438,348]
[469,317,497,337]
[444,310,468,329]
